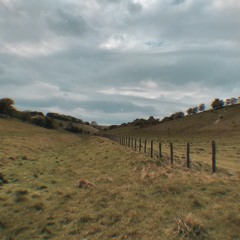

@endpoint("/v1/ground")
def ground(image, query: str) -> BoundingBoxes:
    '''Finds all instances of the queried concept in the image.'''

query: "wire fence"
[97,134,240,173]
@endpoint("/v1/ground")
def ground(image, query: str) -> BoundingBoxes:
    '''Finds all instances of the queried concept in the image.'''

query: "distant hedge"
[47,112,84,123]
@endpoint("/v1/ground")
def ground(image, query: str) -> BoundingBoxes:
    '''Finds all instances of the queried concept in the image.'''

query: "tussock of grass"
[167,213,206,239]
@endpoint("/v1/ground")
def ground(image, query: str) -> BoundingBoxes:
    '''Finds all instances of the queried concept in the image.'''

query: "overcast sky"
[0,0,240,124]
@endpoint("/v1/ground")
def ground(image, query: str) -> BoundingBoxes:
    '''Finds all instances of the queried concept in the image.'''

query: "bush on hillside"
[161,116,174,123]
[109,125,118,130]
[172,112,185,120]
[30,116,56,129]
[46,112,84,123]
[132,118,147,127]
[16,111,44,122]
[147,116,160,125]
[65,124,84,134]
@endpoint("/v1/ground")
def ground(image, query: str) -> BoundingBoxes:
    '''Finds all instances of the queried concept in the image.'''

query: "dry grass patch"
[167,213,206,239]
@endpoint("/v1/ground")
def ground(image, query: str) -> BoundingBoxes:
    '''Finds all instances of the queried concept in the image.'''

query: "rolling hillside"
[104,104,240,138]
[0,116,240,240]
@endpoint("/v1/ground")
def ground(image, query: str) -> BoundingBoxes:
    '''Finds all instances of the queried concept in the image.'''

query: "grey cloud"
[47,9,88,37]
[15,96,156,121]
[0,0,240,124]
[171,0,186,5]
[127,2,142,14]
[82,100,156,114]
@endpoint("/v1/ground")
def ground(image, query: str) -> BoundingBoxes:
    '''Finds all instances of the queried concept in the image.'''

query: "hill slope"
[104,104,240,138]
[0,118,239,240]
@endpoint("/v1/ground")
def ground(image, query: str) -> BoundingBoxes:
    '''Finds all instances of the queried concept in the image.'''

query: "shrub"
[46,112,84,123]
[109,125,118,130]
[172,112,185,119]
[161,116,173,123]
[30,116,56,129]
[65,124,83,134]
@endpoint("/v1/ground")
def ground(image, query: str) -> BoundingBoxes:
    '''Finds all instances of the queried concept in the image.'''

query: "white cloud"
[212,0,240,9]
[140,80,158,89]
[133,0,157,9]
[0,40,63,57]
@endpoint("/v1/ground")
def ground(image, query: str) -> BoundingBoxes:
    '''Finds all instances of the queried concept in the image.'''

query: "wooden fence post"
[170,143,173,164]
[139,138,142,152]
[212,141,216,173]
[151,140,153,158]
[159,143,162,159]
[134,138,137,150]
[128,137,131,147]
[187,143,190,168]
[144,139,147,153]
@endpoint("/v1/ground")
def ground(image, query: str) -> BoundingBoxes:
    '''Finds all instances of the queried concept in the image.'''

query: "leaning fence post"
[159,143,162,159]
[187,143,190,168]
[151,140,153,158]
[212,141,216,173]
[170,143,173,164]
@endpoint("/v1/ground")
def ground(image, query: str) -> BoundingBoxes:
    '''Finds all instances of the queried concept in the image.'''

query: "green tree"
[192,106,199,114]
[186,108,193,115]
[211,98,224,109]
[199,103,205,112]
[0,98,15,115]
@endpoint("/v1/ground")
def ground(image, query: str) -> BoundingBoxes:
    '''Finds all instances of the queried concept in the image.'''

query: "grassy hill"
[0,117,240,240]
[102,104,240,171]
[104,104,240,138]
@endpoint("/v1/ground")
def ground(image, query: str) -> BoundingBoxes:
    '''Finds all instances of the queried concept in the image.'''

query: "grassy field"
[0,118,240,240]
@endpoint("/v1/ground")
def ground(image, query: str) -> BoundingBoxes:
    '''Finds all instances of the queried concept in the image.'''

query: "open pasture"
[0,118,240,240]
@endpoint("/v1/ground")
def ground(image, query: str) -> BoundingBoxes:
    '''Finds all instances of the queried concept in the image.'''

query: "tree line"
[186,97,240,116]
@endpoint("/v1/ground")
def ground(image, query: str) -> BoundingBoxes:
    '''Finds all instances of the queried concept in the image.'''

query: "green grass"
[0,118,240,239]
